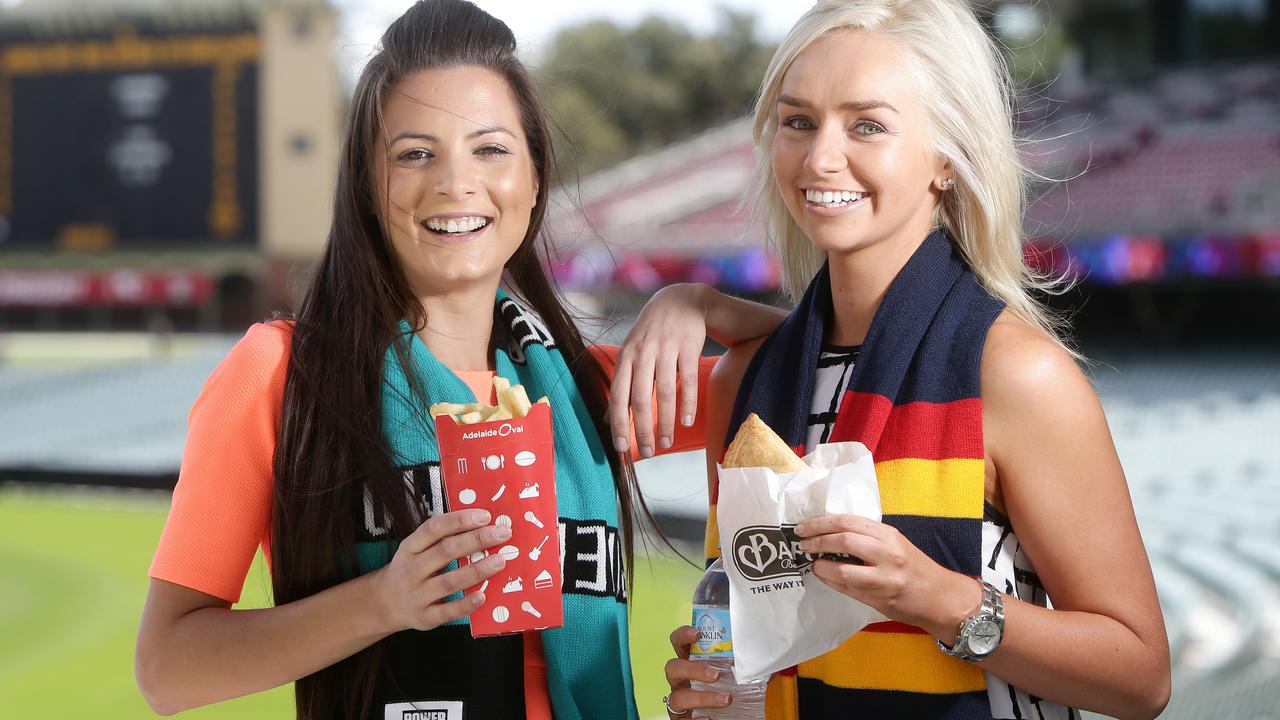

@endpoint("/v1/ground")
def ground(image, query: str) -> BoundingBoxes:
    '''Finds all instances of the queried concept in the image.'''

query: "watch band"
[937,579,1004,662]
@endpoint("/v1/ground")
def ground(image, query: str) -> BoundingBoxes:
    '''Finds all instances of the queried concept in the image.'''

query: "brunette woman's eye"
[853,120,887,136]
[476,144,512,156]
[397,148,431,162]
[781,115,816,131]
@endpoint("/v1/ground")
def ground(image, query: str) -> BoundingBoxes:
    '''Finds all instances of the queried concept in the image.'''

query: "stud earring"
[941,177,955,190]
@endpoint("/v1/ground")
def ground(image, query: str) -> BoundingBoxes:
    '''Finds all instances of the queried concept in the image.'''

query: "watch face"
[968,619,1001,655]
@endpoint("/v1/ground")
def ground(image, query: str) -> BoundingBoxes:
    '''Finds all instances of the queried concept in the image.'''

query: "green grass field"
[0,487,703,719]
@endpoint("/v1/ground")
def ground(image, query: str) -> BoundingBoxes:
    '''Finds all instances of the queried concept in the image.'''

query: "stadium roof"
[0,0,331,34]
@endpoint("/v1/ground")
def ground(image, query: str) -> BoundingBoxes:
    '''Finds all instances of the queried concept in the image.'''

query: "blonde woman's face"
[770,30,947,259]
[372,66,538,296]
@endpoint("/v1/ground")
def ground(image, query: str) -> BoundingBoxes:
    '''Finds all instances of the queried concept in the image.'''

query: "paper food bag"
[716,441,886,682]
[436,402,563,637]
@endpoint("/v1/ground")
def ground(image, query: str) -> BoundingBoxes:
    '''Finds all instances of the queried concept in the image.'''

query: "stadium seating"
[1096,354,1280,717]
[1024,61,1280,241]
[0,337,234,476]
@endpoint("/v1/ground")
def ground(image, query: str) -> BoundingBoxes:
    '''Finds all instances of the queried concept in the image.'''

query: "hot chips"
[430,377,550,425]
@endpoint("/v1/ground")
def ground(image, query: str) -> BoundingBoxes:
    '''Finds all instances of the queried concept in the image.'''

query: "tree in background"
[985,3,1070,88]
[535,8,774,183]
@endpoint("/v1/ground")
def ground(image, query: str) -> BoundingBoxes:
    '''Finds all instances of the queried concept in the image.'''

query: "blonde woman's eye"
[853,121,887,136]
[781,116,816,131]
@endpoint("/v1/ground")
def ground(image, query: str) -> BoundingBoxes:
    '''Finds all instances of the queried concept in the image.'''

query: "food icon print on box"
[435,401,562,637]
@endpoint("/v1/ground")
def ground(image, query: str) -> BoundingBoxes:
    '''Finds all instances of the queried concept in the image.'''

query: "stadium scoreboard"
[0,26,259,250]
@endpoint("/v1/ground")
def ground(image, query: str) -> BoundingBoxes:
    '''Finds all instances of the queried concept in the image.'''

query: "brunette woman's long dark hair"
[269,2,652,717]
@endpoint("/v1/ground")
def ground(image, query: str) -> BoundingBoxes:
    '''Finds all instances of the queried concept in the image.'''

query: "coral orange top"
[149,321,713,718]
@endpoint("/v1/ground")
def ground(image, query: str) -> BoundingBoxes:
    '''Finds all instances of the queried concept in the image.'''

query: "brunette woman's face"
[770,31,948,258]
[373,66,538,295]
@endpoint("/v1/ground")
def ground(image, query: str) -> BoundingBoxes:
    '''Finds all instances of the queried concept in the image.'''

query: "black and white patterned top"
[806,345,1079,720]
[981,505,1079,719]
[805,344,861,451]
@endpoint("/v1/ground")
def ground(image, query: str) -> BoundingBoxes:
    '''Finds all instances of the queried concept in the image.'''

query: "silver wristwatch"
[937,579,1004,662]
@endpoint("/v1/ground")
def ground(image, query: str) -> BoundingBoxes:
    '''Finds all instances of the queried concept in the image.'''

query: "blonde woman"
[653,1,1170,718]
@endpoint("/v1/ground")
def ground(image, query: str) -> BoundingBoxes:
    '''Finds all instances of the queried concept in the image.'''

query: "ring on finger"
[662,694,692,716]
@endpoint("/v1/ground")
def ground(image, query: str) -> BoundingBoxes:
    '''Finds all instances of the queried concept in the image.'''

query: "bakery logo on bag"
[732,524,817,582]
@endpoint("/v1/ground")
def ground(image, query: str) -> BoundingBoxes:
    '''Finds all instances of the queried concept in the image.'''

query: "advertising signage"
[0,27,259,250]
[0,268,214,307]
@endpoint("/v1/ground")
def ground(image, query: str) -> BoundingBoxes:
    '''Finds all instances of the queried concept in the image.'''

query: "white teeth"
[425,216,489,233]
[805,189,865,207]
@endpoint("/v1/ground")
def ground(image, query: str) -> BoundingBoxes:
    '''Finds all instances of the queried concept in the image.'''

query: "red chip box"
[435,401,562,637]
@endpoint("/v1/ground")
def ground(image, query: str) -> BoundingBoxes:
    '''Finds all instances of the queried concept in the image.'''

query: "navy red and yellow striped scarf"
[709,230,1005,719]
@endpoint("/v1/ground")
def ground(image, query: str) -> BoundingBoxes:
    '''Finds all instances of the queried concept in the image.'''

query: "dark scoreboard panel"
[0,29,259,249]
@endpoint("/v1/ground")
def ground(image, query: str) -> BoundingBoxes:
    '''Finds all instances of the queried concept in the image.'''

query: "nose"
[804,125,848,176]
[433,151,477,199]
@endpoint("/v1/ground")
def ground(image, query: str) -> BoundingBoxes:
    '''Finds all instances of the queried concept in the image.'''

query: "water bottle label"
[690,606,732,657]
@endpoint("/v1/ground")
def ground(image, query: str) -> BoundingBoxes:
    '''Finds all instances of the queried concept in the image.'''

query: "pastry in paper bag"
[716,414,886,682]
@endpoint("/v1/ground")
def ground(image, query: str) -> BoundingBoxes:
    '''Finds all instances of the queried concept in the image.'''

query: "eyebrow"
[388,126,516,144]
[777,94,898,114]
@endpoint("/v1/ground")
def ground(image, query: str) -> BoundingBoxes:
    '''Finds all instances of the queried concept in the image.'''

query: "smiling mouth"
[804,188,868,209]
[421,215,492,236]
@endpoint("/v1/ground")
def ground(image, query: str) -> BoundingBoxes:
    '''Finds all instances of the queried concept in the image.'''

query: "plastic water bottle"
[689,558,767,719]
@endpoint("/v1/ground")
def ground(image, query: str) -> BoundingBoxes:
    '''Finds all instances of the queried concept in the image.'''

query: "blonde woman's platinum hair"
[749,0,1071,349]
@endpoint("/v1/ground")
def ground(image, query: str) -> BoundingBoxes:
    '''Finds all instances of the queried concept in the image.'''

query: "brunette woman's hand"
[662,625,733,717]
[794,514,980,640]
[609,284,710,458]
[372,509,511,633]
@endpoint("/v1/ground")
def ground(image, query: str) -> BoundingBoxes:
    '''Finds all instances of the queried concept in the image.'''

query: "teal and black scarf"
[355,289,637,720]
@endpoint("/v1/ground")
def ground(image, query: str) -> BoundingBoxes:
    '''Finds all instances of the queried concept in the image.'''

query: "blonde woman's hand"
[795,514,981,641]
[372,509,511,634]
[608,284,710,458]
[662,625,733,717]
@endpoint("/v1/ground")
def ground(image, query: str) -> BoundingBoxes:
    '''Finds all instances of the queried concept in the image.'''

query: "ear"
[933,158,955,192]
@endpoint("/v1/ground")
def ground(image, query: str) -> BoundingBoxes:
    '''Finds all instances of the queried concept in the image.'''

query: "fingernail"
[640,445,653,457]
[613,437,628,452]
[493,525,512,539]
[486,555,505,569]
[472,510,491,524]
[794,522,807,535]
[659,436,672,449]
[717,693,732,705]
[682,414,694,427]
[705,667,720,681]
[471,592,485,604]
